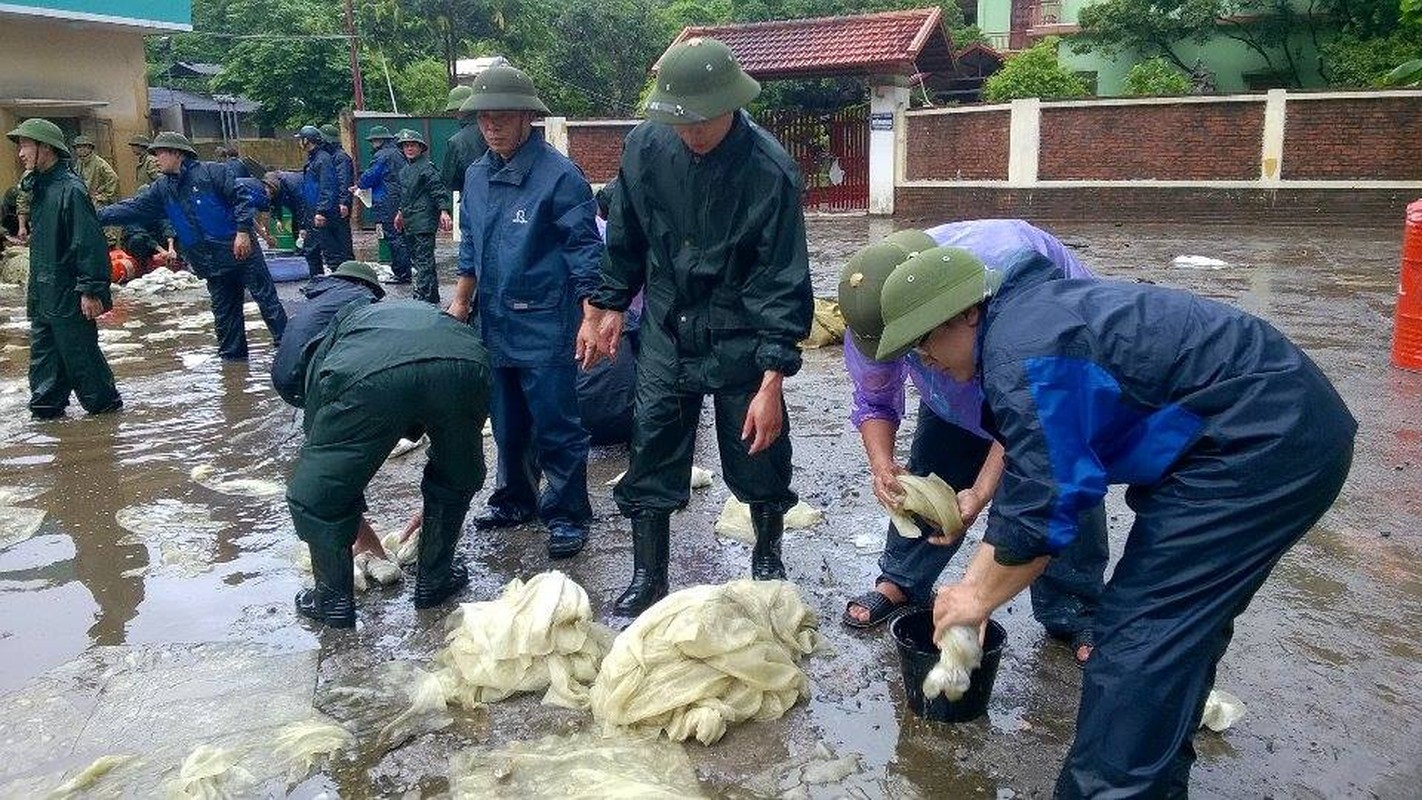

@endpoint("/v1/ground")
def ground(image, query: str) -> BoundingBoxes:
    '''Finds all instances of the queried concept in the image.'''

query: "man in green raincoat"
[443,84,487,197]
[127,134,161,191]
[393,129,452,304]
[577,37,813,615]
[8,118,122,418]
[70,134,119,208]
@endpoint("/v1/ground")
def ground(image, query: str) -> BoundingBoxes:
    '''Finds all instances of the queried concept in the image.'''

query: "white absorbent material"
[589,579,823,745]
[435,571,613,710]
[189,464,284,498]
[713,497,825,544]
[607,465,714,490]
[921,625,982,702]
[274,715,354,781]
[379,528,420,567]
[1200,688,1246,732]
[163,745,252,799]
[448,731,705,799]
[886,473,964,539]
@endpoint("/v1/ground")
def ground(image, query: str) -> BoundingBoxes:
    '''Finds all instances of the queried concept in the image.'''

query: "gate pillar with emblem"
[869,81,908,216]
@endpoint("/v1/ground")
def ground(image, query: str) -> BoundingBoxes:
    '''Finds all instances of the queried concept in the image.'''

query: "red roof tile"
[671,8,957,81]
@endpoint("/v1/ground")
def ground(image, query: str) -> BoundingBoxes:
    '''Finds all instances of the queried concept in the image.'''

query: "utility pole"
[344,0,365,110]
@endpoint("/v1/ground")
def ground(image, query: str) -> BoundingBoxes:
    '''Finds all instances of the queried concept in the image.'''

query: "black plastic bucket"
[890,610,1005,723]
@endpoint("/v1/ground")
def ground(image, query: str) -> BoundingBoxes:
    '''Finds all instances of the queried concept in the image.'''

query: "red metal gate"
[761,107,868,212]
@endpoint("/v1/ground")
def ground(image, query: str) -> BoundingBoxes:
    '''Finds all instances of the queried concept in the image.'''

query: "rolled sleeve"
[845,337,906,427]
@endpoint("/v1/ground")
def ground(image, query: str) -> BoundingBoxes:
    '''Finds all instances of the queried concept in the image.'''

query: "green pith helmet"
[296,125,325,143]
[71,134,95,148]
[837,242,913,358]
[365,124,393,141]
[148,131,198,156]
[883,229,937,256]
[127,134,151,147]
[394,128,427,149]
[462,65,550,114]
[331,261,385,298]
[321,124,339,140]
[644,36,760,125]
[6,118,69,155]
[445,85,474,112]
[876,246,1002,362]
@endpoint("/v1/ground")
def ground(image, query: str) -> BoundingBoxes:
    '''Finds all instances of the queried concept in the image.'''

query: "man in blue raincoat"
[448,65,602,559]
[100,131,287,360]
[353,125,409,283]
[296,125,337,278]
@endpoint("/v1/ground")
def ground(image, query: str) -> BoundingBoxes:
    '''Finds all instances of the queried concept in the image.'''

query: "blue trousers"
[207,248,288,360]
[486,364,592,527]
[878,405,1108,638]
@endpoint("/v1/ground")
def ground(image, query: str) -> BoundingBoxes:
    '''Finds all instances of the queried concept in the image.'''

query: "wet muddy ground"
[0,217,1417,797]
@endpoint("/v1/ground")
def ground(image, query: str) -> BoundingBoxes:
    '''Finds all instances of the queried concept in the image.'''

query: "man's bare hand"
[233,231,252,260]
[870,460,908,510]
[79,294,104,320]
[576,304,623,369]
[438,211,452,233]
[741,373,785,455]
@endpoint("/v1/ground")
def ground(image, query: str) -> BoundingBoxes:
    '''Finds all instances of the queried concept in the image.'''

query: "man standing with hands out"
[448,65,601,559]
[577,38,812,615]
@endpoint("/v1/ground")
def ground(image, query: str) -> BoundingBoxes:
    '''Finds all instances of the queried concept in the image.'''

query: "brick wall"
[567,123,637,184]
[1039,102,1264,181]
[905,110,1010,181]
[894,185,1414,226]
[1282,97,1422,181]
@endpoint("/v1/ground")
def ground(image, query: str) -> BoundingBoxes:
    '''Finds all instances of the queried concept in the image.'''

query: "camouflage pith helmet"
[296,125,325,143]
[128,134,152,147]
[837,242,914,358]
[462,65,550,114]
[876,246,1002,362]
[148,131,198,156]
[644,36,760,125]
[331,261,385,298]
[71,134,95,148]
[365,124,393,141]
[6,118,69,155]
[321,124,339,140]
[883,229,937,257]
[393,128,427,149]
[445,85,474,112]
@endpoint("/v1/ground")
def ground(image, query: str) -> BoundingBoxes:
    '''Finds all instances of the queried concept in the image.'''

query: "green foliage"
[1386,58,1422,85]
[1322,28,1422,86]
[1406,0,1422,26]
[982,38,1091,102]
[1122,57,1191,96]
[366,57,451,115]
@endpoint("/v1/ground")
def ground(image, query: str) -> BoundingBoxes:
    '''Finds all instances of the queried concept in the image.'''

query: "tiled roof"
[671,8,957,80]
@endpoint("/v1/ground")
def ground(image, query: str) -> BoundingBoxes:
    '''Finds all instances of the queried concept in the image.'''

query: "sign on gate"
[870,112,894,131]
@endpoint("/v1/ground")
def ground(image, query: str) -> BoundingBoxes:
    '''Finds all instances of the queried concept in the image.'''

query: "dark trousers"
[385,226,411,281]
[878,406,1108,637]
[614,375,797,518]
[28,317,121,417]
[325,213,355,267]
[287,360,488,549]
[487,364,592,527]
[405,230,438,304]
[206,250,288,360]
[1056,439,1354,797]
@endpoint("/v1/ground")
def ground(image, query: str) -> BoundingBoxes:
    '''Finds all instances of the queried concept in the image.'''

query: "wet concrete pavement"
[0,217,1417,797]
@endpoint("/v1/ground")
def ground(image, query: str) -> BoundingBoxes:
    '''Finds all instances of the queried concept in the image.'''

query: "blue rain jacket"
[457,129,603,367]
[326,143,354,209]
[301,146,337,219]
[99,157,256,278]
[355,141,404,224]
[978,256,1358,563]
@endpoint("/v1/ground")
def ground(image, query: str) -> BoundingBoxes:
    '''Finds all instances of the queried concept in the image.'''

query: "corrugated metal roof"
[148,86,260,113]
[671,8,957,81]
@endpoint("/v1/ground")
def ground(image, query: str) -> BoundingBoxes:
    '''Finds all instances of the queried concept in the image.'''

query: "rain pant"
[22,160,121,417]
[442,119,488,196]
[398,153,449,304]
[975,256,1357,796]
[458,129,601,526]
[287,300,490,551]
[591,111,812,517]
[99,157,287,360]
[324,142,355,265]
[300,145,337,275]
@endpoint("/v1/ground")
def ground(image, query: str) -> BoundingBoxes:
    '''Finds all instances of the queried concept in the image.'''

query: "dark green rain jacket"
[24,158,111,321]
[591,111,812,391]
[398,154,450,235]
[442,120,488,194]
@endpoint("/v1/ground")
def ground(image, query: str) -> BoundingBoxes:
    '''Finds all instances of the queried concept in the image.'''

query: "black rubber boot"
[612,515,669,616]
[750,505,787,580]
[295,541,356,628]
[413,500,471,609]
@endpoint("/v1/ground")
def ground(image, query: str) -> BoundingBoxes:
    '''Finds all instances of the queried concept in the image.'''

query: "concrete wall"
[0,15,151,195]
[897,90,1422,225]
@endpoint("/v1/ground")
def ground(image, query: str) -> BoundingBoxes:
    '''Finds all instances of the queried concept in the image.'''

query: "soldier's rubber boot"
[612,514,670,616]
[750,505,787,580]
[413,499,471,609]
[296,541,356,628]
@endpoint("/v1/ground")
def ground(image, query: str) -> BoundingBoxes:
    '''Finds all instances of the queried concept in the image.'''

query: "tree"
[982,38,1091,102]
[1122,57,1192,95]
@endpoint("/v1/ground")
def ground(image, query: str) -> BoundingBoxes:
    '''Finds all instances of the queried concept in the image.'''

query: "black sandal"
[842,589,911,630]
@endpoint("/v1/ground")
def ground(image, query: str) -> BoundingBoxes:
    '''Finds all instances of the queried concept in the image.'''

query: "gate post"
[869,80,908,216]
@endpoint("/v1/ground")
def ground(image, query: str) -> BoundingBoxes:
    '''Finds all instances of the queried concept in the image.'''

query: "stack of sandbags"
[0,246,28,284]
[799,297,846,349]
[589,579,823,745]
